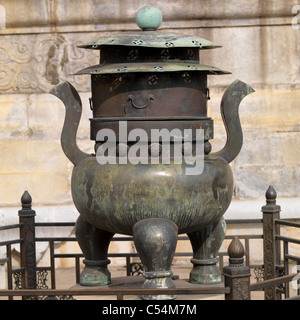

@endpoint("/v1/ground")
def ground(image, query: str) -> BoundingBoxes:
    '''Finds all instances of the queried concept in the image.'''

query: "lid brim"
[78,31,222,50]
[74,62,230,75]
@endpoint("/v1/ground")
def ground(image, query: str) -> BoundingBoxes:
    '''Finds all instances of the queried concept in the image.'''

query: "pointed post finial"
[228,236,244,258]
[19,190,35,217]
[21,190,32,209]
[265,185,277,204]
[228,236,245,266]
[223,236,251,300]
[262,185,280,214]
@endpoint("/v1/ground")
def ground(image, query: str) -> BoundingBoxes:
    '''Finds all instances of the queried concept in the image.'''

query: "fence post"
[223,236,251,300]
[262,185,281,300]
[18,191,37,289]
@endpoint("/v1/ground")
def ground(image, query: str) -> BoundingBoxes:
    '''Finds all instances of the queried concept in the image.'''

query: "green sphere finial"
[136,5,162,31]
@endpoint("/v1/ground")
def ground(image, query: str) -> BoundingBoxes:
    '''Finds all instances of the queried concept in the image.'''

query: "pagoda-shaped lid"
[76,5,230,76]
[79,5,221,50]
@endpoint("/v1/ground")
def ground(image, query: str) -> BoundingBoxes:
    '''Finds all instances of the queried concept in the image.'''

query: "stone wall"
[0,0,300,269]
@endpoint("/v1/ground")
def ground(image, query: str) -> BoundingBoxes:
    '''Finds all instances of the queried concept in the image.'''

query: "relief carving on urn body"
[50,5,254,299]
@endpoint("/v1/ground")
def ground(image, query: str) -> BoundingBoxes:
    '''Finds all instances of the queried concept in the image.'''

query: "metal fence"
[0,186,299,300]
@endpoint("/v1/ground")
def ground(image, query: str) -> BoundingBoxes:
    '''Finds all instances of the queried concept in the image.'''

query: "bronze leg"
[187,217,226,284]
[75,215,114,286]
[133,218,178,300]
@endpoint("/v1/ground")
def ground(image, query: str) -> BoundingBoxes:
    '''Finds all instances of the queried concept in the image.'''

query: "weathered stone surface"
[0,172,71,206]
[235,164,300,199]
[203,25,300,88]
[28,93,93,140]
[236,131,300,167]
[0,140,70,173]
[0,33,98,94]
[2,0,299,33]
[0,95,28,139]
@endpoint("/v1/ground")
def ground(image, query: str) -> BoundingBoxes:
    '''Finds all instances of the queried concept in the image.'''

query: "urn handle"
[50,81,90,166]
[126,93,154,111]
[213,80,255,164]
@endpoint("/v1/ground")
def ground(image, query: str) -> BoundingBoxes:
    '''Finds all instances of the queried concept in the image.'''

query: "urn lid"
[76,5,229,76]
[79,5,221,50]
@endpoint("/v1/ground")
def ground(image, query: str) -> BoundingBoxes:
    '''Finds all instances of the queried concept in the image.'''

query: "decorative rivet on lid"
[132,39,144,45]
[135,5,162,31]
[192,40,202,46]
[165,42,175,47]
[117,66,127,72]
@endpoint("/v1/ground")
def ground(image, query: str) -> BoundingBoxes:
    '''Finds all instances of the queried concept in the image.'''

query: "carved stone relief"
[0,33,99,93]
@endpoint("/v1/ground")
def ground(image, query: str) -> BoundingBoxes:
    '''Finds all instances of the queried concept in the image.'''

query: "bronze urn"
[50,5,254,299]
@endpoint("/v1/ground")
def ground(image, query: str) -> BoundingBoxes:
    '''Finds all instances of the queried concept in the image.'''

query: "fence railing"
[0,186,299,300]
[275,219,300,298]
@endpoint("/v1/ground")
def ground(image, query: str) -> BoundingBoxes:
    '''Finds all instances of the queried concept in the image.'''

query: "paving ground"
[53,265,266,300]
[2,264,297,300]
